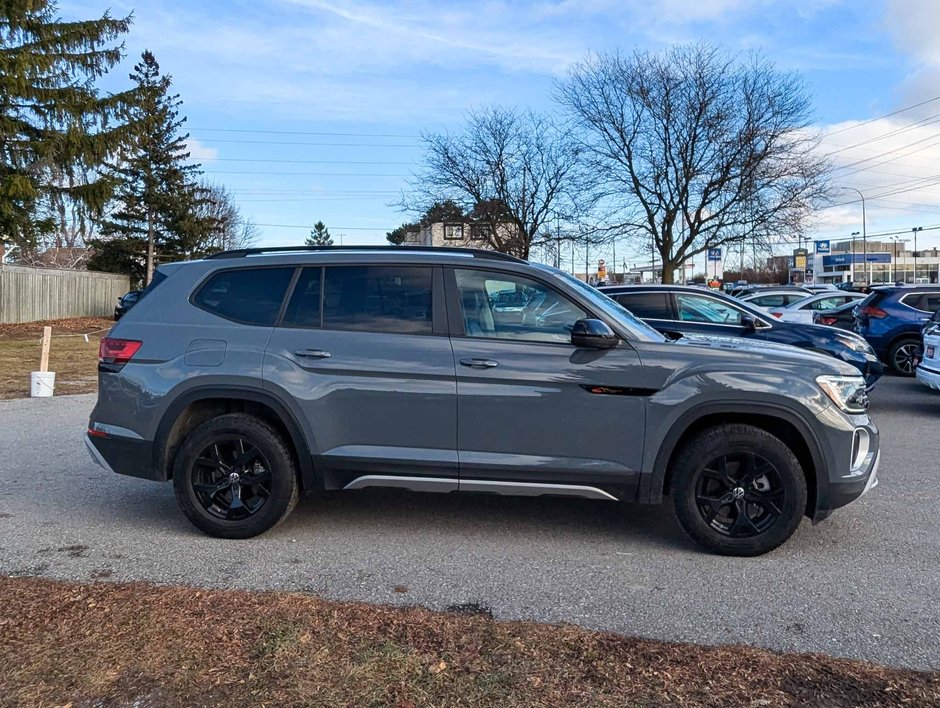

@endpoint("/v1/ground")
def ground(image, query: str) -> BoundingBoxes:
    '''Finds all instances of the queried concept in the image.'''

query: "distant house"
[400,221,515,249]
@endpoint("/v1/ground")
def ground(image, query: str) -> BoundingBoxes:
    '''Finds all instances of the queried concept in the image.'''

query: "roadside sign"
[707,248,722,261]
[815,240,830,254]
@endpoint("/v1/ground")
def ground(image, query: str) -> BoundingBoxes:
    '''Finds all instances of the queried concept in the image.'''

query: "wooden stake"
[39,326,51,373]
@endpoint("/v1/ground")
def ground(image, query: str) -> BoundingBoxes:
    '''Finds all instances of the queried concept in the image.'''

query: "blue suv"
[853,286,940,375]
[600,285,883,388]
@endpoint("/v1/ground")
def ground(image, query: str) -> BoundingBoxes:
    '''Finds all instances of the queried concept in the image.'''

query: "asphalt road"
[1,376,938,670]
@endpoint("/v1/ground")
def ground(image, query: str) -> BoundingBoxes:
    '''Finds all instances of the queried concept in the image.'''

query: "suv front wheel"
[671,424,807,556]
[172,413,299,539]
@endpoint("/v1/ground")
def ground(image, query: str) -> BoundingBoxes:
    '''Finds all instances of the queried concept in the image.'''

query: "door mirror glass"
[571,319,619,349]
[741,315,757,331]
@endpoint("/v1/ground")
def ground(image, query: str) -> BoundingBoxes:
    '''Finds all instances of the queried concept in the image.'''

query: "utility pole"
[913,226,923,283]
[841,187,867,283]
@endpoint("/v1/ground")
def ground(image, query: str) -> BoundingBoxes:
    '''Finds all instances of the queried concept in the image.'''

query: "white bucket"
[30,371,56,397]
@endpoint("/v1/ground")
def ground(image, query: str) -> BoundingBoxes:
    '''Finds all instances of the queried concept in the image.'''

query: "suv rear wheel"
[888,337,921,376]
[671,424,807,556]
[172,413,299,539]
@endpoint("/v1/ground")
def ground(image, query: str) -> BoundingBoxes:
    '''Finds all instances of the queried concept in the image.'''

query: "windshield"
[535,264,667,342]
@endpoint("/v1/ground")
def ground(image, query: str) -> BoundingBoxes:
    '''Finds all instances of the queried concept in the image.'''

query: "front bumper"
[826,449,880,513]
[916,363,940,391]
[85,432,163,481]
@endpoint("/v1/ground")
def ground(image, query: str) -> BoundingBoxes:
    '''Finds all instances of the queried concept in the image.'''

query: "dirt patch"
[0,317,111,399]
[0,575,936,707]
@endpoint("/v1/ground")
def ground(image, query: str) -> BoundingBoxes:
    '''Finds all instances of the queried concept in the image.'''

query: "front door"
[264,264,457,491]
[446,266,648,500]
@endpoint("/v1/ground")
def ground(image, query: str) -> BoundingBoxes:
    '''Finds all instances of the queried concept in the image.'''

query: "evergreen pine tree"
[0,0,134,257]
[93,50,216,283]
[306,221,333,246]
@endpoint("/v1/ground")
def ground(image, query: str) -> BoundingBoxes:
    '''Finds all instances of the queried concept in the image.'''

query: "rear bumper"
[915,363,940,391]
[85,433,163,482]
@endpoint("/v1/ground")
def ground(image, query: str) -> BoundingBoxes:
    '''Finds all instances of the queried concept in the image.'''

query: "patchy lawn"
[0,317,110,399]
[0,576,936,707]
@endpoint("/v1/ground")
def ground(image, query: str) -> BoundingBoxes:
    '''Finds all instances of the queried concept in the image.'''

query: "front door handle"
[460,358,498,369]
[294,349,332,359]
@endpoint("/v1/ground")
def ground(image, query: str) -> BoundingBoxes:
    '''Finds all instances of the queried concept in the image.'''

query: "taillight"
[99,338,142,365]
[772,312,783,318]
[859,306,887,319]
[818,316,838,326]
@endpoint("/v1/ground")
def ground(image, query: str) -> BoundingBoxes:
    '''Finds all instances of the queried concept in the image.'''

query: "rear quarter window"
[193,267,295,325]
[612,292,672,319]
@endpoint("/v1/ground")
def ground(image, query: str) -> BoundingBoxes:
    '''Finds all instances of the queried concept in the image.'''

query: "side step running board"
[343,475,618,501]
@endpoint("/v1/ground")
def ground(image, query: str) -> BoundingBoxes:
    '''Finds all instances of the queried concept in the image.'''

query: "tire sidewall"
[672,427,807,556]
[890,338,921,376]
[173,415,297,539]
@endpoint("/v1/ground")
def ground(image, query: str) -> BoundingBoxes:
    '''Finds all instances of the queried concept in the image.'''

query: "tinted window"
[676,293,746,324]
[613,292,671,319]
[748,294,786,308]
[921,293,940,313]
[455,269,587,343]
[193,267,294,325]
[323,266,433,334]
[282,267,323,328]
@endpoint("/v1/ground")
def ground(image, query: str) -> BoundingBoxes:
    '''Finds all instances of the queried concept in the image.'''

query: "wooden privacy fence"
[0,264,129,323]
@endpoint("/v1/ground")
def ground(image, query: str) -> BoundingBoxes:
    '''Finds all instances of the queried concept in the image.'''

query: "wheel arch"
[646,403,827,519]
[154,386,318,492]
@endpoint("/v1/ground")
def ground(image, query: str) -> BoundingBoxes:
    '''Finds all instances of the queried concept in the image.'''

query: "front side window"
[613,292,671,320]
[920,293,940,313]
[282,267,323,328]
[322,266,433,335]
[193,267,294,325]
[676,293,746,325]
[454,268,587,343]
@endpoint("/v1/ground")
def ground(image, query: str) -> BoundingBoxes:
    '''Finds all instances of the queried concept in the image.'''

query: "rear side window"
[282,267,323,328]
[920,293,940,313]
[749,294,786,307]
[193,267,294,325]
[323,266,433,335]
[613,292,671,319]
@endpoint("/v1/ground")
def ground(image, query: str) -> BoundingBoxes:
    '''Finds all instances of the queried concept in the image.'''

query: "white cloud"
[185,138,218,161]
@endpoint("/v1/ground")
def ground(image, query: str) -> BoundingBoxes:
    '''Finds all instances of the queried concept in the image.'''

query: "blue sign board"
[822,253,891,267]
[815,240,830,254]
[707,248,722,261]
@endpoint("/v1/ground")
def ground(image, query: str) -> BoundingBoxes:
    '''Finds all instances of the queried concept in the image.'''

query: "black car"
[600,284,883,388]
[812,300,858,331]
[113,290,142,320]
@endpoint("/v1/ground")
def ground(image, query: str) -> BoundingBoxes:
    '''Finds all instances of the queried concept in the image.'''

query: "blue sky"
[64,0,940,271]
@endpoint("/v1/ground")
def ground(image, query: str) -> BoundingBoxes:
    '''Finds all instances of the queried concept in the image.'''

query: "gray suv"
[86,247,880,556]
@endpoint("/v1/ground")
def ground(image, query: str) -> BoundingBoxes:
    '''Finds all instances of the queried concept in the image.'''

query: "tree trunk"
[145,209,155,286]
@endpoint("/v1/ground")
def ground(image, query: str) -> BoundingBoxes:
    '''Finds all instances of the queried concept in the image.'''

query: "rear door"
[447,267,647,498]
[264,264,458,491]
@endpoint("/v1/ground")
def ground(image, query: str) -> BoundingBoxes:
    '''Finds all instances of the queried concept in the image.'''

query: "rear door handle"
[294,349,332,359]
[460,358,498,369]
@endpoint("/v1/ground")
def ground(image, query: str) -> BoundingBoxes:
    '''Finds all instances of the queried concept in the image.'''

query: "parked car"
[113,289,142,320]
[739,287,816,310]
[768,292,866,324]
[599,284,882,389]
[916,313,940,391]
[86,246,879,556]
[812,300,859,331]
[853,286,940,375]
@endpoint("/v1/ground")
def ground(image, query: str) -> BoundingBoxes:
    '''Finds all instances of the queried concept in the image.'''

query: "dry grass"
[0,317,110,399]
[0,576,936,707]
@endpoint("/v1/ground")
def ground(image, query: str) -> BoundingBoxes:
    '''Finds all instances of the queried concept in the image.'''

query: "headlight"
[816,375,869,414]
[836,335,873,354]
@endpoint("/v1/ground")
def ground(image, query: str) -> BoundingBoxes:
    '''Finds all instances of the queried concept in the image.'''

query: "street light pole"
[841,187,867,283]
[912,226,923,283]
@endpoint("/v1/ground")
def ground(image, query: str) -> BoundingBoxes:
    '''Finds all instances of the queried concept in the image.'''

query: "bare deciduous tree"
[197,182,259,252]
[556,45,830,283]
[406,107,586,259]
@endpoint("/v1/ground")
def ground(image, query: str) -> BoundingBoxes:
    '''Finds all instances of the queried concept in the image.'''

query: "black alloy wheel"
[694,452,784,538]
[191,438,272,520]
[890,339,921,376]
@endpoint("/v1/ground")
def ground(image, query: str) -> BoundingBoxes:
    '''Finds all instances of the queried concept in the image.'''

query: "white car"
[739,288,814,311]
[916,321,940,391]
[768,292,866,325]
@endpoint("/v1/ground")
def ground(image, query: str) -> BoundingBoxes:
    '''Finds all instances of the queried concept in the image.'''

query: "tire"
[173,413,299,539]
[670,423,807,556]
[888,337,921,376]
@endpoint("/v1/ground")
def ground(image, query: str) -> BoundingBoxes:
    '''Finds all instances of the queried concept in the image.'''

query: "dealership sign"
[707,248,722,261]
[815,240,830,254]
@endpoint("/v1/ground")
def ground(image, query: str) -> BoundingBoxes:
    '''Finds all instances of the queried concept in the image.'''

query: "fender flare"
[153,385,318,491]
[643,401,829,512]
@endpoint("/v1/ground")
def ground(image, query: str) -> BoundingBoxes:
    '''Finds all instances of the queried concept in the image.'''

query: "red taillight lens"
[819,316,838,326]
[99,337,142,364]
[859,306,887,319]
[772,312,783,318]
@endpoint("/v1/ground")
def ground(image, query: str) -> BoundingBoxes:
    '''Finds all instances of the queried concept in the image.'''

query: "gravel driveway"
[1,376,937,669]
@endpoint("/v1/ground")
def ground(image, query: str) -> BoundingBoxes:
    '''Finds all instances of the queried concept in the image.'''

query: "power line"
[191,127,419,138]
[821,95,940,138]
[202,170,407,177]
[254,223,391,230]
[192,137,421,148]
[208,158,417,165]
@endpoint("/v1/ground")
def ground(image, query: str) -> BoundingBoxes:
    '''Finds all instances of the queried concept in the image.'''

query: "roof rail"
[205,245,526,263]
